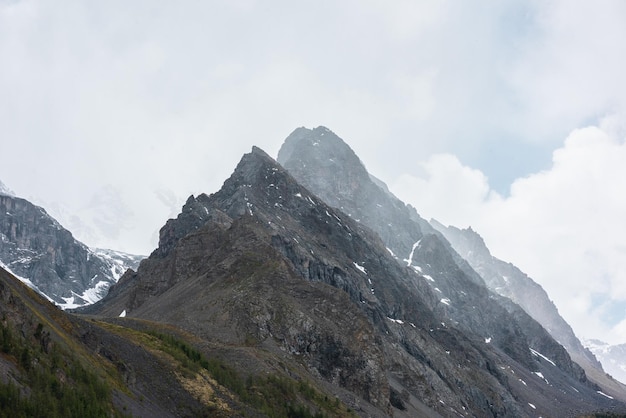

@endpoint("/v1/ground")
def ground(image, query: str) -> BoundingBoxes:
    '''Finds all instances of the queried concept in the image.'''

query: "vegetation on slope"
[149,329,352,417]
[0,318,125,418]
[99,321,356,418]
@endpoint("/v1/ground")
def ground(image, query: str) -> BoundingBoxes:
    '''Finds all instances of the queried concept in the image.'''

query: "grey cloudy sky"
[1,0,626,344]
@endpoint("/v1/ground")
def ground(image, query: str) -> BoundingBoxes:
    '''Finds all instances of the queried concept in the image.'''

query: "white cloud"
[392,154,501,228]
[510,0,626,142]
[391,119,626,344]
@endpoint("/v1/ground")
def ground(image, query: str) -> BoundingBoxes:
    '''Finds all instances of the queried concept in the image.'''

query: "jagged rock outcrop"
[87,142,625,417]
[0,191,143,307]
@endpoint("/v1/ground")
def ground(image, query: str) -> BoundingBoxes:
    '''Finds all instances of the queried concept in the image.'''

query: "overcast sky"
[1,0,626,345]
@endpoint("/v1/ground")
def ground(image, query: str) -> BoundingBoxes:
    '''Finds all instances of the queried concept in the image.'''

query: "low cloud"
[391,118,626,344]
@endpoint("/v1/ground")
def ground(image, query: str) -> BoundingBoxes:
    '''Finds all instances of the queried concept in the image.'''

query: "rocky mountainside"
[429,221,626,399]
[428,223,598,365]
[85,142,625,417]
[277,126,626,403]
[0,190,143,308]
[586,339,626,385]
[1,263,294,417]
[279,130,567,353]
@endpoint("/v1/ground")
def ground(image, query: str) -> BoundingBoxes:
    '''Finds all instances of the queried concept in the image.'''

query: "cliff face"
[86,142,626,417]
[0,193,142,307]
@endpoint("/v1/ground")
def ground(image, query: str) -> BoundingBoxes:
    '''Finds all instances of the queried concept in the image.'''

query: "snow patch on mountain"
[598,391,615,400]
[533,371,549,384]
[353,262,367,275]
[530,348,557,366]
[92,248,144,281]
[404,240,421,266]
[57,280,112,310]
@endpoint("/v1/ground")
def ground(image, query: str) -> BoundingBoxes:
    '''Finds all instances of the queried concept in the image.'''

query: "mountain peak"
[278,126,360,169]
[277,127,437,261]
[236,145,280,175]
[277,126,372,208]
[250,145,271,157]
[223,145,292,197]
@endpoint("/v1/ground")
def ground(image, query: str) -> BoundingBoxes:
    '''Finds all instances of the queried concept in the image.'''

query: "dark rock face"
[0,193,143,307]
[89,141,626,417]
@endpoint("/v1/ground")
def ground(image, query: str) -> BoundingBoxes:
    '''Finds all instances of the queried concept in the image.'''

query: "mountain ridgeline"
[428,221,626,393]
[78,127,626,417]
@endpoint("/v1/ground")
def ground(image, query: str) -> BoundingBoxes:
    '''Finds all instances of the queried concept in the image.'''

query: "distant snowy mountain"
[0,189,144,309]
[586,339,626,385]
[92,247,144,280]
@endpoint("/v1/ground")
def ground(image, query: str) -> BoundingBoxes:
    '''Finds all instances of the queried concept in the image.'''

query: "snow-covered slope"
[0,259,55,303]
[56,247,144,309]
